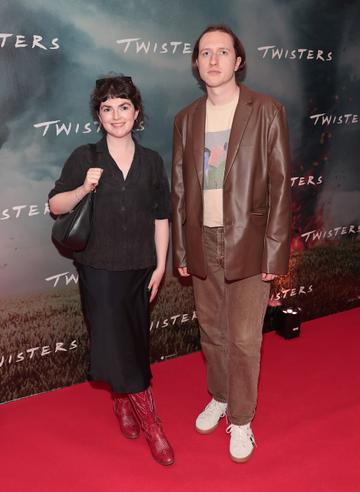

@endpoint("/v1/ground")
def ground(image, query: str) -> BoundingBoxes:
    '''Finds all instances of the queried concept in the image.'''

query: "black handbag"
[51,144,97,251]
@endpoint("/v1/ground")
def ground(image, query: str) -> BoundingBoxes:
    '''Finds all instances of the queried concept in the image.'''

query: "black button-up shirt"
[49,137,170,271]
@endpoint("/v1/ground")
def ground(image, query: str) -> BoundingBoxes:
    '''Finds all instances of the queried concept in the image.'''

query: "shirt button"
[121,206,125,212]
[122,186,126,191]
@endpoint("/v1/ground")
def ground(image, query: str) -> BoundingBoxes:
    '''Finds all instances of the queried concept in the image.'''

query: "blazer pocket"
[249,210,268,226]
[250,208,268,216]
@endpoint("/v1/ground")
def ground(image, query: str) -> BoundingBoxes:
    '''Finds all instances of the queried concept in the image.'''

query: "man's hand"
[261,273,278,282]
[178,267,190,277]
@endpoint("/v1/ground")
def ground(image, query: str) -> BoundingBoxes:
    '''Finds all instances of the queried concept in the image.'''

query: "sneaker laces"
[226,424,257,447]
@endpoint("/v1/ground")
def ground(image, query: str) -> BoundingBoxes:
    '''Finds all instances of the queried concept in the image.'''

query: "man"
[171,25,291,463]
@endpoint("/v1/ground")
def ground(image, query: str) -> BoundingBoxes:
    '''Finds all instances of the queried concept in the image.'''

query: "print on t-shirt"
[204,129,230,190]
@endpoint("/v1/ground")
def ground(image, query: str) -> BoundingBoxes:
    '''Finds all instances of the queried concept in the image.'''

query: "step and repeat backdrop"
[1,0,359,402]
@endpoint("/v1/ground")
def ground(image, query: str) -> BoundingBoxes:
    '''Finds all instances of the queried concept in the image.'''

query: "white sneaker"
[195,398,227,434]
[226,423,256,463]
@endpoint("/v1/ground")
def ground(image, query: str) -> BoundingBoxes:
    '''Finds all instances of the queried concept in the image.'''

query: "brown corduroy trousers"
[192,227,270,425]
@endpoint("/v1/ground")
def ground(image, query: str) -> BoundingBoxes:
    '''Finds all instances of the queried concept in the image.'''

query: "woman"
[49,75,174,466]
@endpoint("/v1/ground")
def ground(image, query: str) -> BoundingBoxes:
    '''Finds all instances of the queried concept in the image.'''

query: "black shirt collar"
[95,135,140,155]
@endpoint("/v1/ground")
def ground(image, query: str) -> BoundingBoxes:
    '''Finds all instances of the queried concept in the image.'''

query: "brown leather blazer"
[171,84,291,281]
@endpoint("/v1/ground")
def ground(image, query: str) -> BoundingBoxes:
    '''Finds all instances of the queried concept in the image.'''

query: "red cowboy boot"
[128,387,175,466]
[113,394,140,439]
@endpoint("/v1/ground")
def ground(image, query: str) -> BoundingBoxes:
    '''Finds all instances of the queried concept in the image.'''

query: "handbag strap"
[88,143,98,168]
[88,143,99,194]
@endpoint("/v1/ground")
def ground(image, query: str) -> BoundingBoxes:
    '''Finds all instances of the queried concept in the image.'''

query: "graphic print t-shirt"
[203,92,239,227]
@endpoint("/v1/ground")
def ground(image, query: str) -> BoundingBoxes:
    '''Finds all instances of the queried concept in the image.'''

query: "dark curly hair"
[90,75,144,130]
[192,24,246,88]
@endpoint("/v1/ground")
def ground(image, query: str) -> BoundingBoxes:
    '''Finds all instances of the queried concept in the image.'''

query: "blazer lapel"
[224,85,253,183]
[191,96,206,189]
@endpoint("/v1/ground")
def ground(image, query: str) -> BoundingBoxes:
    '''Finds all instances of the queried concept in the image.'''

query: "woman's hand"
[83,167,103,193]
[49,167,104,216]
[148,267,165,302]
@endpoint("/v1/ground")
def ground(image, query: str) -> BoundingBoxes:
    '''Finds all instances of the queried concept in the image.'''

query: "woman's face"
[98,97,139,139]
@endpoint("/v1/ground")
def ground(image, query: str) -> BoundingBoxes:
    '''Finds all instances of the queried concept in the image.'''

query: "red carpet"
[1,308,359,492]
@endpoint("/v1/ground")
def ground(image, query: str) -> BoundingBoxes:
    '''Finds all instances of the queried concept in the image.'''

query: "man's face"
[197,31,241,89]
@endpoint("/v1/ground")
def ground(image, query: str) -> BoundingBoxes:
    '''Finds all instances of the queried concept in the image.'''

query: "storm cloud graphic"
[0,0,359,295]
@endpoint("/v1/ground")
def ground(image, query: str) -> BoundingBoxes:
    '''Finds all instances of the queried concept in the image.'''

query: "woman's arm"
[49,167,103,215]
[148,218,169,302]
[49,185,88,215]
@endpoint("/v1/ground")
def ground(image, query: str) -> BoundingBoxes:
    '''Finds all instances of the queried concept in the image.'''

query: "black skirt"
[78,264,153,394]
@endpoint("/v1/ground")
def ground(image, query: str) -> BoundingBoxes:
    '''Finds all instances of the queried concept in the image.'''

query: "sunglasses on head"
[96,76,133,88]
